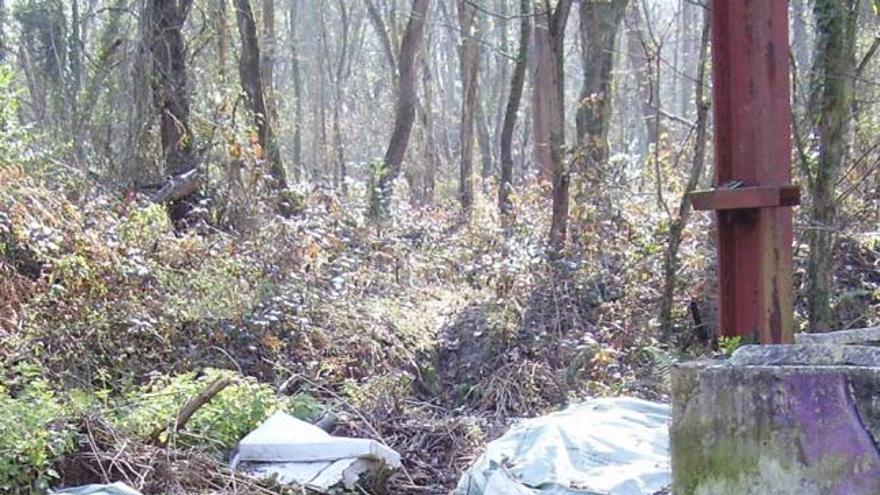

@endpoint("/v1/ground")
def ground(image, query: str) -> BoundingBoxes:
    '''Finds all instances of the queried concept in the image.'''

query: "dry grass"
[58,416,294,495]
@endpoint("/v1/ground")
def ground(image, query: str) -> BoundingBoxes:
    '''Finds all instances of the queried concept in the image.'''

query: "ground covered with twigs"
[1,166,878,494]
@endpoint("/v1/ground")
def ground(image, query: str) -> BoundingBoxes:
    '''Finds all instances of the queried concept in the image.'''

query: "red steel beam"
[691,185,800,212]
[705,0,796,344]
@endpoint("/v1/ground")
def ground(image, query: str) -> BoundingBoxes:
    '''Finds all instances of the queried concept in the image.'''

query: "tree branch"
[149,376,233,446]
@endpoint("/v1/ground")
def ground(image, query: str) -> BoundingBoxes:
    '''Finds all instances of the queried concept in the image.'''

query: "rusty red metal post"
[692,0,797,344]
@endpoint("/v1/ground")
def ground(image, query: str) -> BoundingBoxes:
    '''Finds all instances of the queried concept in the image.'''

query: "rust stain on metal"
[691,185,800,211]
[692,0,796,344]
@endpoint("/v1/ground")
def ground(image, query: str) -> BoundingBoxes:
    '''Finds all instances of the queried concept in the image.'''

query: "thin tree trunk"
[261,0,280,139]
[626,3,656,154]
[365,0,398,91]
[499,0,530,218]
[370,0,429,219]
[659,6,710,338]
[679,0,698,118]
[261,0,276,91]
[76,0,126,166]
[125,0,150,182]
[421,42,438,204]
[287,0,303,180]
[457,0,479,210]
[519,111,530,175]
[492,0,510,159]
[437,0,457,168]
[69,0,82,134]
[217,0,228,81]
[791,0,812,84]
[0,0,6,62]
[234,0,287,189]
[332,0,350,193]
[477,99,493,180]
[806,0,860,332]
[672,0,683,117]
[542,0,574,253]
[317,0,329,179]
[531,6,554,178]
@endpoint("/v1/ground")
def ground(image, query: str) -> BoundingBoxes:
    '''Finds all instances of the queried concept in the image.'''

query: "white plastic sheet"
[455,397,670,495]
[52,483,142,495]
[232,411,400,492]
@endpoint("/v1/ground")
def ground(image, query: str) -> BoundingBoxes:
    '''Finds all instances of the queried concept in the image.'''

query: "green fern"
[639,346,677,391]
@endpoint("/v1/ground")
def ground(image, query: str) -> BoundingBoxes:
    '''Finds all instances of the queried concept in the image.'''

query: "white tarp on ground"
[231,411,400,492]
[455,397,670,495]
[52,483,142,495]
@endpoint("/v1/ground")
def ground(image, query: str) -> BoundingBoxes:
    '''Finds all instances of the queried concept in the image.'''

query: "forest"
[0,0,878,493]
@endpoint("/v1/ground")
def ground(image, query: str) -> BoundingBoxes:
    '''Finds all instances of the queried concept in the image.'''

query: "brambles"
[1,163,877,493]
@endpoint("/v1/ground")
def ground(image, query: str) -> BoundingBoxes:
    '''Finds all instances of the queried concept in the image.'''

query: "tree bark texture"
[540,0,573,253]
[499,0,531,218]
[287,0,303,179]
[234,0,287,189]
[575,0,628,175]
[457,0,479,210]
[149,0,196,178]
[659,6,710,339]
[370,0,430,219]
[806,0,860,332]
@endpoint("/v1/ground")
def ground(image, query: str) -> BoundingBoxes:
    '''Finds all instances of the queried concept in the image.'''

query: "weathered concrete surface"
[795,326,880,346]
[730,344,880,367]
[671,345,880,495]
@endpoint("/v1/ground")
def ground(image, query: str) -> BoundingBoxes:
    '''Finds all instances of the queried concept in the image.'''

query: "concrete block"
[670,345,880,495]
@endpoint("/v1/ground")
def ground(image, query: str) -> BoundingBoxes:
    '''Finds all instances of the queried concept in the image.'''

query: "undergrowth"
[1,163,877,494]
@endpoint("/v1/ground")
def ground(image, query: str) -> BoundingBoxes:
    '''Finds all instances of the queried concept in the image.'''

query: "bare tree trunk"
[69,0,82,129]
[287,0,303,180]
[365,0,398,91]
[261,0,275,91]
[457,0,479,210]
[216,0,228,81]
[234,0,287,189]
[421,42,438,204]
[148,0,197,222]
[76,0,126,166]
[542,0,574,253]
[791,0,812,82]
[261,0,281,146]
[492,0,510,159]
[125,0,150,182]
[634,1,667,210]
[626,3,657,154]
[519,111,530,175]
[575,0,628,175]
[0,0,6,62]
[499,0,530,218]
[531,6,554,178]
[672,0,683,117]
[370,0,430,219]
[332,0,350,193]
[659,6,710,338]
[806,0,860,332]
[477,99,493,180]
[678,0,699,118]
[316,0,329,179]
[436,0,457,169]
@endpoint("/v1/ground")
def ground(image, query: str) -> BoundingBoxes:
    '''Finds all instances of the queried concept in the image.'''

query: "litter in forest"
[455,397,670,495]
[52,483,143,495]
[231,411,401,492]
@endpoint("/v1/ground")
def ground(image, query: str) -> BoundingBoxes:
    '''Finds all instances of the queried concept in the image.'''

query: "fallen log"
[149,169,202,204]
